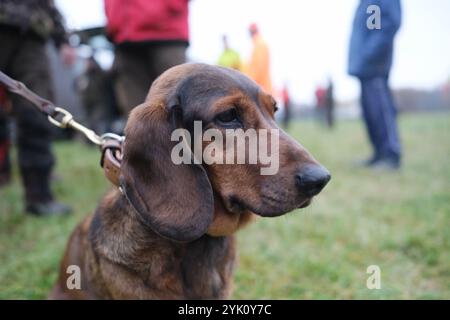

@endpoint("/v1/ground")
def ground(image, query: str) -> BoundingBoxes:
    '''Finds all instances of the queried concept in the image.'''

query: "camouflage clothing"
[0,0,67,47]
[0,0,69,205]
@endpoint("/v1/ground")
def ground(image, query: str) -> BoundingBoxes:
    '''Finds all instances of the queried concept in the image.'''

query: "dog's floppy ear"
[120,97,214,242]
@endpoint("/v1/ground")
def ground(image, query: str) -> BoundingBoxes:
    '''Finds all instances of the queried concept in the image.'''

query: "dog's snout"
[295,165,331,197]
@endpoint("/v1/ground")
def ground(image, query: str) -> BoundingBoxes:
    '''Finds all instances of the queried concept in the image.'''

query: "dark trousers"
[0,107,11,183]
[359,76,401,162]
[112,43,187,114]
[0,29,54,203]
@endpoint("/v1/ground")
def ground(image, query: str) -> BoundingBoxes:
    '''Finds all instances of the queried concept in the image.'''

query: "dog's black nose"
[296,164,331,197]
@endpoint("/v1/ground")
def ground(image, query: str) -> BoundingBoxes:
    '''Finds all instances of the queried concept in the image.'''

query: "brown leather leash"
[0,70,123,187]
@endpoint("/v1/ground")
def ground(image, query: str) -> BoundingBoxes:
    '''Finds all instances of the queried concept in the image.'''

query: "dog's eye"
[215,108,241,127]
[274,104,279,113]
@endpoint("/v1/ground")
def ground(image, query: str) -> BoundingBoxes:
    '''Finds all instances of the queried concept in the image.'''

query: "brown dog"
[49,63,330,299]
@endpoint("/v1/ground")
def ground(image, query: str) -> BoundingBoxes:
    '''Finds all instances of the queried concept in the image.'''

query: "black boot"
[20,166,72,216]
[353,154,380,168]
[26,201,72,216]
[0,140,11,187]
[370,156,401,171]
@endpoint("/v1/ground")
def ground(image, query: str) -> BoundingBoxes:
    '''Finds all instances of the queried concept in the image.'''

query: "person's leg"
[0,31,17,187]
[0,109,11,186]
[112,46,152,115]
[9,37,70,214]
[381,77,402,162]
[148,43,187,84]
[360,77,401,168]
[359,78,382,161]
[326,103,334,128]
[283,105,291,129]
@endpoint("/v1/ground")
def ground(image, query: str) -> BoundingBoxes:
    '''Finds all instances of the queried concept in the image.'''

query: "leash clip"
[48,107,102,145]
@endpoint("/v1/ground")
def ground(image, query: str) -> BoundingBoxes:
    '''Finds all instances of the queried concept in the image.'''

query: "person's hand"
[60,44,77,66]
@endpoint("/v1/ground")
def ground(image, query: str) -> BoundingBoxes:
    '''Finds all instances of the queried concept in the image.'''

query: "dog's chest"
[180,235,236,298]
[140,235,236,299]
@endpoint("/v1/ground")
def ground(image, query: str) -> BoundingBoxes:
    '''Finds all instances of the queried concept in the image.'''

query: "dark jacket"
[0,0,67,47]
[104,0,189,45]
[348,0,401,78]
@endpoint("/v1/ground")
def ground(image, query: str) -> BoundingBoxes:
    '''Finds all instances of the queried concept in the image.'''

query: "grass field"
[0,112,449,299]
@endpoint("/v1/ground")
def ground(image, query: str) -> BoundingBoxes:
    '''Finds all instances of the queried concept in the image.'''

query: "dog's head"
[121,63,330,242]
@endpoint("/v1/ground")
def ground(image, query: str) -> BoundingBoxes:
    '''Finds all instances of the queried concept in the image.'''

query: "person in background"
[77,57,110,135]
[348,0,402,170]
[0,0,74,216]
[0,85,11,187]
[217,35,242,71]
[325,77,335,129]
[281,85,291,129]
[105,0,189,115]
[244,23,272,94]
[315,84,327,124]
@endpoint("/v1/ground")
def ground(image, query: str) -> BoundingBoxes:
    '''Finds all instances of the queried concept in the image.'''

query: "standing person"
[217,35,242,71]
[0,85,11,187]
[281,85,291,129]
[244,23,272,94]
[105,0,189,115]
[315,85,326,124]
[0,0,74,215]
[348,0,402,170]
[325,78,335,129]
[78,57,109,135]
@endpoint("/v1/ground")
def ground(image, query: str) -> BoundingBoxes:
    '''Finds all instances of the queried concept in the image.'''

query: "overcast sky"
[55,0,450,104]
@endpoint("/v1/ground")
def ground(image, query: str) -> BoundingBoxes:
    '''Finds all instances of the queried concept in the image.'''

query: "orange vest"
[244,34,272,94]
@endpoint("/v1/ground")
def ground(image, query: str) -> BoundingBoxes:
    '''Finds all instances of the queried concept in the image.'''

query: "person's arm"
[47,0,68,48]
[47,0,76,66]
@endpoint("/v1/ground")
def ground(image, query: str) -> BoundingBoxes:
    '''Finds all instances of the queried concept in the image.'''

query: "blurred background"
[50,0,450,122]
[0,0,449,299]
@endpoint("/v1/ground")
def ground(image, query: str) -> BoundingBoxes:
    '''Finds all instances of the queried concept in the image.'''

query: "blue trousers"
[359,77,401,162]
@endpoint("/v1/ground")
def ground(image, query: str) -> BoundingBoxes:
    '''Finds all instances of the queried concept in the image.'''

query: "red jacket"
[104,0,189,44]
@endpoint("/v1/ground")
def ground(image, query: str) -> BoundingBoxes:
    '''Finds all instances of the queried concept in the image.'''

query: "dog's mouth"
[228,196,248,213]
[226,195,313,217]
[298,198,312,208]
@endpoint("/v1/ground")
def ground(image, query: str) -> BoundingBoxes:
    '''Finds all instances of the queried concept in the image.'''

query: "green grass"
[1,112,449,299]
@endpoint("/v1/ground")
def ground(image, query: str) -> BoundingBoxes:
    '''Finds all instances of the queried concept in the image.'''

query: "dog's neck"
[90,189,244,267]
[89,189,237,298]
[118,179,256,238]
